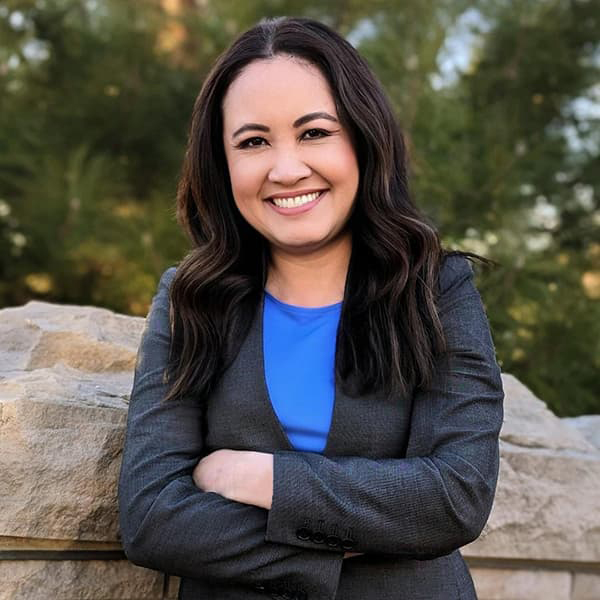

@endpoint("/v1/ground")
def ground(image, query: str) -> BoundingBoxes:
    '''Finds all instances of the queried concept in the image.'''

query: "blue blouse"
[262,291,342,453]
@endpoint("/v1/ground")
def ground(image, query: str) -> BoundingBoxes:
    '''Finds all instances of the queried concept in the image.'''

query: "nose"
[267,148,312,185]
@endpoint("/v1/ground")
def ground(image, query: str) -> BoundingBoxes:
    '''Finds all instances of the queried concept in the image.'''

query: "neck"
[266,234,351,307]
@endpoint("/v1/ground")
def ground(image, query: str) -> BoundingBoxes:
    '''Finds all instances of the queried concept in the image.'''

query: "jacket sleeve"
[118,267,344,598]
[264,255,504,558]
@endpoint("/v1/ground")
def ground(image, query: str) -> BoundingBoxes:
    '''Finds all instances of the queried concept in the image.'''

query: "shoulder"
[147,267,178,319]
[153,266,178,302]
[437,253,477,307]
[140,267,178,341]
[158,266,178,290]
[439,252,474,290]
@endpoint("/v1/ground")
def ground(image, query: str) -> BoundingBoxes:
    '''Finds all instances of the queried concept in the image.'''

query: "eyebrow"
[231,111,338,139]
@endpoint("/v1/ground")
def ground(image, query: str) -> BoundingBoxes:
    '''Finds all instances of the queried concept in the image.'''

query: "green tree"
[0,0,598,415]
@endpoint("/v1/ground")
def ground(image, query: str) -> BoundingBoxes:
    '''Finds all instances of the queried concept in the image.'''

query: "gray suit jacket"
[118,254,504,600]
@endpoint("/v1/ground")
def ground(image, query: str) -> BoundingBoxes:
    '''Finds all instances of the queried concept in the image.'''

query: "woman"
[118,16,504,600]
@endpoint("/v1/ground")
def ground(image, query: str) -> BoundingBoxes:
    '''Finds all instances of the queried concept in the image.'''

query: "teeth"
[272,191,321,208]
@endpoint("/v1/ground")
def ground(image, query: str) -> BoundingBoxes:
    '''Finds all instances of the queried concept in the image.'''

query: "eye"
[237,136,267,149]
[302,128,330,140]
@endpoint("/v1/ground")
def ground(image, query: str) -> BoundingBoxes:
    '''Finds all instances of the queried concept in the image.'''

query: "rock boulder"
[1,300,598,600]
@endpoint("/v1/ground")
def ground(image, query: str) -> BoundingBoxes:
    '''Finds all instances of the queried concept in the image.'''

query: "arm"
[117,268,343,596]
[263,255,504,558]
[192,448,363,559]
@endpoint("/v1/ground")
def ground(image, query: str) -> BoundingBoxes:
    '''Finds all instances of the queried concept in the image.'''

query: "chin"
[274,237,329,253]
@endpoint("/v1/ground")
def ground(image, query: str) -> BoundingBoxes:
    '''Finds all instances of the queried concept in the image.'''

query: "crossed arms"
[117,256,504,595]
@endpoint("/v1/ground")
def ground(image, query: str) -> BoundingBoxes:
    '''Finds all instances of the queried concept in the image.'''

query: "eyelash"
[236,128,331,149]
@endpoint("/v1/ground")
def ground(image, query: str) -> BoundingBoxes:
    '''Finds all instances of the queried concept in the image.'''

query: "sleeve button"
[311,531,326,544]
[296,527,312,541]
[341,538,355,551]
[326,535,341,548]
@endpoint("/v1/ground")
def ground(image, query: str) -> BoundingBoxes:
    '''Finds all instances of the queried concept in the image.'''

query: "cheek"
[327,142,359,188]
[226,161,269,232]
[228,161,262,205]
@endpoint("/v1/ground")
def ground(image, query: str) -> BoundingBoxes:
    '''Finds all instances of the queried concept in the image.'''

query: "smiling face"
[221,55,360,257]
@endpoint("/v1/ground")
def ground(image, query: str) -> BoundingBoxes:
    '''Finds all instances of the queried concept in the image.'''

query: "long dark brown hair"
[164,16,490,403]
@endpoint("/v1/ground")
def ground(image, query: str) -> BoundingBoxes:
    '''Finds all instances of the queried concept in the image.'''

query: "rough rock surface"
[0,301,143,543]
[1,300,599,599]
[464,374,600,564]
[469,567,572,600]
[0,560,169,600]
[564,415,600,451]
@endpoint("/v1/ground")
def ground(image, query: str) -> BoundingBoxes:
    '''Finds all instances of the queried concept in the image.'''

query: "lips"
[267,189,327,215]
[270,190,320,208]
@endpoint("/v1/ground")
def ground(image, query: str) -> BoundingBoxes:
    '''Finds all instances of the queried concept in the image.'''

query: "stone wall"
[464,376,600,600]
[1,300,599,599]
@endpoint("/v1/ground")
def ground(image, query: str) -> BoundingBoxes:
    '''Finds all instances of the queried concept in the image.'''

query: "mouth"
[267,190,325,208]
[267,190,327,214]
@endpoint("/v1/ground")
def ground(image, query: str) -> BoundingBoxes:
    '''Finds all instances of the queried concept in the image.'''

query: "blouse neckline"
[263,290,343,314]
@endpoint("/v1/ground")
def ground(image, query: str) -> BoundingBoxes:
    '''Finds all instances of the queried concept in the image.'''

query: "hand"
[192,449,238,499]
[343,552,363,559]
[193,449,274,510]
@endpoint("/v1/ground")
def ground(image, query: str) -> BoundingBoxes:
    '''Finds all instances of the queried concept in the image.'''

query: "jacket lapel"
[205,294,410,458]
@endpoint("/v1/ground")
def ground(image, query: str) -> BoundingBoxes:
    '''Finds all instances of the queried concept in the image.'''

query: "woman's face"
[221,55,359,255]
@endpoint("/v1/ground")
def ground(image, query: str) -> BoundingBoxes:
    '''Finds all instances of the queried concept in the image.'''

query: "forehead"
[222,56,337,129]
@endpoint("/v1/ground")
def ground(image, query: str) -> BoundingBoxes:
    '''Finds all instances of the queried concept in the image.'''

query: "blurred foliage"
[0,0,598,415]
